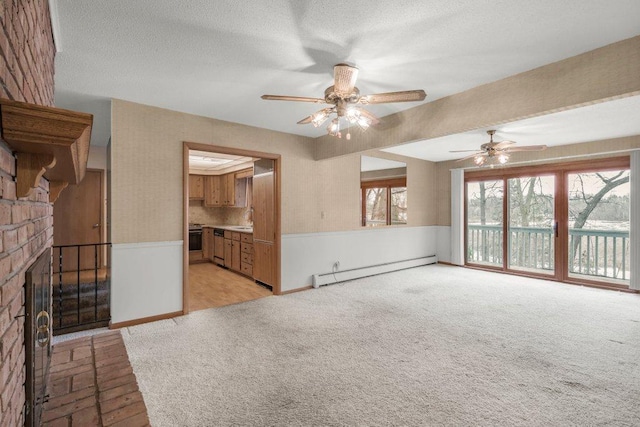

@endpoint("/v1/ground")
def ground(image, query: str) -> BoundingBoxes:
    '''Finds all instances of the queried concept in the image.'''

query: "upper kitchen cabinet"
[203,169,252,207]
[220,173,235,206]
[189,175,204,200]
[204,175,222,206]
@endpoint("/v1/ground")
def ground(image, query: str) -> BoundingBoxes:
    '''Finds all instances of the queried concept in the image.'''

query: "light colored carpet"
[122,265,640,426]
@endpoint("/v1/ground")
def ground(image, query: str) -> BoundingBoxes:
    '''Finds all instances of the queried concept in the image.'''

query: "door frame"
[182,142,282,314]
[464,156,631,289]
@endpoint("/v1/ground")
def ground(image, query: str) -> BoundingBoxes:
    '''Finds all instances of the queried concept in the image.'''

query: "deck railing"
[467,224,630,281]
[52,243,111,334]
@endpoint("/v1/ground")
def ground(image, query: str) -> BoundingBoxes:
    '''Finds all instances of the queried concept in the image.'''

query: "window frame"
[361,177,407,227]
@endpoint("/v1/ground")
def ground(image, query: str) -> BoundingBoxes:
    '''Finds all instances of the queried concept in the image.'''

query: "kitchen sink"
[230,226,252,231]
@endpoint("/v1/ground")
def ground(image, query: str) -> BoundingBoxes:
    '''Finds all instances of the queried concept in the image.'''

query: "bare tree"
[570,171,629,229]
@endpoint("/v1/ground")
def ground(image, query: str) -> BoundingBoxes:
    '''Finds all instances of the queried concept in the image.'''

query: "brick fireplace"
[0,1,61,425]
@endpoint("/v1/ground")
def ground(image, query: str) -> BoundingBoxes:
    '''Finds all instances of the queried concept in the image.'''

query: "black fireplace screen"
[25,247,52,427]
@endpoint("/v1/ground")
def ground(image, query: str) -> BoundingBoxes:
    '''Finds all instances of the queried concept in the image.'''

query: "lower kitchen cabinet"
[240,233,253,276]
[253,241,276,286]
[231,238,241,271]
[224,237,232,268]
[202,227,213,260]
[222,230,253,277]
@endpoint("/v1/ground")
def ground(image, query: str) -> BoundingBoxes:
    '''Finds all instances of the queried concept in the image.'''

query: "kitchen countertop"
[203,224,253,233]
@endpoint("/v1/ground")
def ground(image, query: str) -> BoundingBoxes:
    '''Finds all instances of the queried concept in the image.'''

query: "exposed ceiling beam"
[315,35,640,160]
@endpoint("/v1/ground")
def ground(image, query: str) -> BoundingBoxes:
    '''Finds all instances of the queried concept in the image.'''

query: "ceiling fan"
[451,130,547,166]
[261,63,426,139]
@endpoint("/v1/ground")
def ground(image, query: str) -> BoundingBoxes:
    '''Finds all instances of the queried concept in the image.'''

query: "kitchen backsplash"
[189,201,252,226]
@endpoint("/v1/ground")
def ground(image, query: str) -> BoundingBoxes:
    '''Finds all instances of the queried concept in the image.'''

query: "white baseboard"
[312,255,437,288]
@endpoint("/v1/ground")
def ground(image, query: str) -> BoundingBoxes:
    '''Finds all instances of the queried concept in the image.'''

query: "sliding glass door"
[464,157,631,289]
[507,176,555,275]
[466,180,503,267]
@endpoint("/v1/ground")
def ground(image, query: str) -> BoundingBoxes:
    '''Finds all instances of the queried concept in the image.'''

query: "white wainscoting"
[281,226,439,292]
[111,241,183,324]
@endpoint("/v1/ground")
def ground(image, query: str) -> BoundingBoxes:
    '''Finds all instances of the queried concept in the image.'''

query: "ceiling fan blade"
[261,95,326,103]
[297,115,314,125]
[357,108,380,125]
[449,149,484,153]
[359,90,427,104]
[297,107,334,125]
[333,63,359,95]
[505,145,548,152]
[456,152,486,163]
[492,140,516,149]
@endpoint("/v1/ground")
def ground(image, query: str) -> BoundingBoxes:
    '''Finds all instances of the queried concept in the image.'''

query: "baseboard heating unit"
[312,255,437,288]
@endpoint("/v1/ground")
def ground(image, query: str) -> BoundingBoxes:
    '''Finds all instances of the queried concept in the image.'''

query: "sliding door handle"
[553,221,558,238]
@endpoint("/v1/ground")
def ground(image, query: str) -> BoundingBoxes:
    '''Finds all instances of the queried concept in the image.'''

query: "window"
[361,178,407,226]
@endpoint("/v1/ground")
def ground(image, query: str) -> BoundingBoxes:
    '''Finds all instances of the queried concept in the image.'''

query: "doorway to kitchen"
[183,142,281,313]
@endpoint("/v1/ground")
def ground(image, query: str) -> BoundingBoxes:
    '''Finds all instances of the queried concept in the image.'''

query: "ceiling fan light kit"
[453,130,547,167]
[261,63,427,139]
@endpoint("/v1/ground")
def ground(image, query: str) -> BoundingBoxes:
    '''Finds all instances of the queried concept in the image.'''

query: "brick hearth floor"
[41,330,150,426]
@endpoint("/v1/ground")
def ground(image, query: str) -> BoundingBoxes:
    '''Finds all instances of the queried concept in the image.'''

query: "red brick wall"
[0,1,56,426]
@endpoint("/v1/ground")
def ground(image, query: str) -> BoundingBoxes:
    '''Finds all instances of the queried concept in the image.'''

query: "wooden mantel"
[0,98,93,202]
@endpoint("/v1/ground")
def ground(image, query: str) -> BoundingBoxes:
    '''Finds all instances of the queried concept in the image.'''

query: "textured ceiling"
[52,0,640,152]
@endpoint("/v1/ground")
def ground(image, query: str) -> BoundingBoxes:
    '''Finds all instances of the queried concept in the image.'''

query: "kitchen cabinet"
[189,175,204,200]
[253,241,276,286]
[202,227,213,260]
[231,235,241,271]
[204,175,222,207]
[252,159,277,287]
[240,233,253,276]
[222,230,252,276]
[221,174,235,206]
[224,232,232,268]
[204,172,249,207]
[253,169,275,243]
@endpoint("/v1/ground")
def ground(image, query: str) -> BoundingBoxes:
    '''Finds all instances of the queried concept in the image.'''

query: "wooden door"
[253,172,275,242]
[53,170,103,271]
[189,175,204,200]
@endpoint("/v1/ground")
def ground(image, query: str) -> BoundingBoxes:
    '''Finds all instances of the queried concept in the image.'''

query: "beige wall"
[436,136,640,226]
[111,100,437,244]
